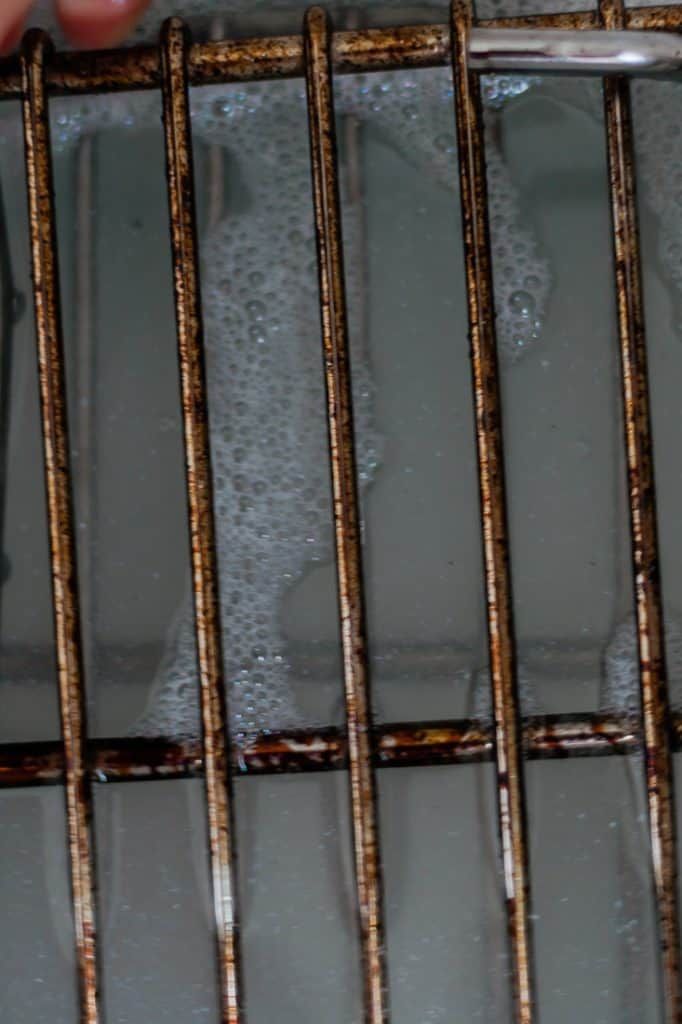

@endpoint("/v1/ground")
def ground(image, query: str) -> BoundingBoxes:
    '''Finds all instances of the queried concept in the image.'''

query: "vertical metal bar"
[600,0,682,1018]
[449,3,535,1022]
[160,19,243,1024]
[20,29,100,1024]
[303,8,389,1024]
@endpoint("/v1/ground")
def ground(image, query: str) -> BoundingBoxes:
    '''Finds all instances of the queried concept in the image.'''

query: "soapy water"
[5,3,551,740]
[145,69,551,740]
[139,64,551,739]
[11,0,682,737]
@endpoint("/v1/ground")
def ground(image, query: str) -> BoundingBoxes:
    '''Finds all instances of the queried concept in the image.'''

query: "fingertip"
[0,0,33,55]
[57,0,151,49]
[1,21,24,56]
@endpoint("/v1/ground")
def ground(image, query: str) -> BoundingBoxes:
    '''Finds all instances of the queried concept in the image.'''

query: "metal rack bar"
[600,0,681,1017]
[20,28,100,1024]
[304,8,388,1023]
[0,712,646,788]
[2,7,682,100]
[160,19,243,1023]
[450,2,534,1021]
[468,27,682,73]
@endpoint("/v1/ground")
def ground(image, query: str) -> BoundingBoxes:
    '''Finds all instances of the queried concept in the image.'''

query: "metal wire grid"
[1,2,681,1023]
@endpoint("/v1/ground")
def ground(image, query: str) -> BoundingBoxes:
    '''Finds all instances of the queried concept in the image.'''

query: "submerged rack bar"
[450,2,534,1020]
[0,712,652,789]
[600,0,682,1018]
[20,29,100,1024]
[160,19,243,1024]
[304,10,388,1023]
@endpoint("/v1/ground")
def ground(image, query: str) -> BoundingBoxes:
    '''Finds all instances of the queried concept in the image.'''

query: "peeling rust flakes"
[627,4,682,30]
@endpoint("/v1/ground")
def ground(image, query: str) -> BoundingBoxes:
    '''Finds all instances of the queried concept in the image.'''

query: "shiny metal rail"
[469,26,682,73]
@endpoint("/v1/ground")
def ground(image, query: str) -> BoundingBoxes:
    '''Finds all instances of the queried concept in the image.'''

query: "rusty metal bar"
[304,8,388,1023]
[0,711,654,788]
[5,7,682,100]
[600,0,681,1017]
[160,18,243,1024]
[450,2,534,1021]
[20,29,99,1024]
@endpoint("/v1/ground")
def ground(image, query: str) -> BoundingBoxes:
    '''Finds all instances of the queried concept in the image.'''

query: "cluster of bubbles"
[481,73,540,111]
[471,662,538,722]
[147,69,550,739]
[49,95,145,151]
[193,67,551,362]
[136,102,381,739]
[602,615,682,716]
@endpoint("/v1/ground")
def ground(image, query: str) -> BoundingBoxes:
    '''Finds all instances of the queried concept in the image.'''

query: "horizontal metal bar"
[0,713,653,787]
[1,6,682,99]
[469,27,682,74]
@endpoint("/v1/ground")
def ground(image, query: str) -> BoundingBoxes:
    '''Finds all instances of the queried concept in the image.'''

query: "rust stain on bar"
[0,740,65,786]
[160,19,243,1024]
[20,28,99,1024]
[304,8,388,1024]
[86,713,645,772]
[523,712,638,759]
[7,6,682,100]
[449,2,534,1021]
[628,5,682,31]
[87,712,641,773]
[0,712,656,788]
[600,0,682,1018]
